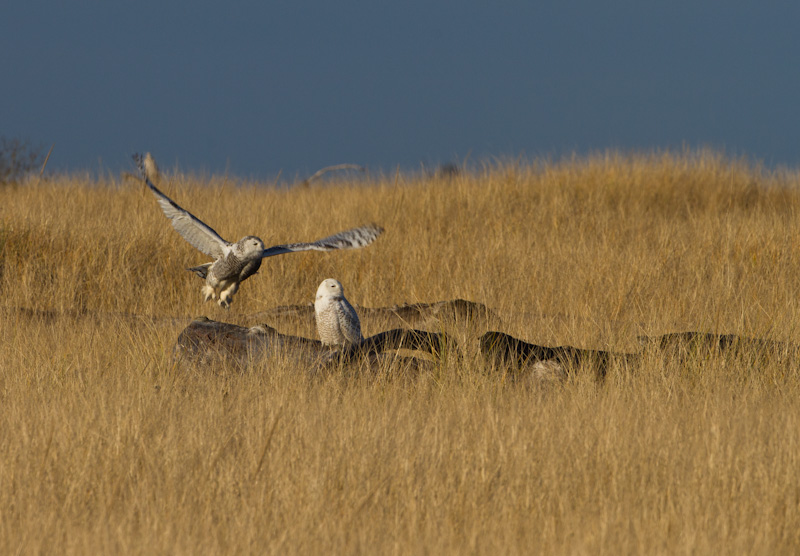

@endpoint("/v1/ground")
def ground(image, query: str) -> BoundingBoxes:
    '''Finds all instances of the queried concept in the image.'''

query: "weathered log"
[334,328,458,364]
[172,316,322,370]
[478,330,798,382]
[637,331,798,366]
[639,331,792,354]
[250,298,499,329]
[172,316,456,373]
[479,330,637,380]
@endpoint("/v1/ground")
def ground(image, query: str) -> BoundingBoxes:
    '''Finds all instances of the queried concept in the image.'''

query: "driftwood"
[0,305,187,328]
[172,317,319,370]
[481,329,798,381]
[172,316,456,374]
[638,331,795,356]
[250,298,498,330]
[336,328,456,363]
[479,331,636,380]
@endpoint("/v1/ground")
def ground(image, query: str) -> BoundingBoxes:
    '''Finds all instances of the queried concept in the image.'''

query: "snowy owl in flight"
[134,153,383,308]
[315,278,363,347]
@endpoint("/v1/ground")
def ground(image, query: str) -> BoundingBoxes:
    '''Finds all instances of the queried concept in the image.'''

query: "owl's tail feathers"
[187,263,212,279]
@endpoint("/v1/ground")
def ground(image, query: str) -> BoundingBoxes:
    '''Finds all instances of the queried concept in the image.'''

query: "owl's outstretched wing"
[134,153,230,260]
[261,225,383,258]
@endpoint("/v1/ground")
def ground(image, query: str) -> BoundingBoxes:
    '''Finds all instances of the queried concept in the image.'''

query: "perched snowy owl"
[134,153,383,308]
[315,278,363,347]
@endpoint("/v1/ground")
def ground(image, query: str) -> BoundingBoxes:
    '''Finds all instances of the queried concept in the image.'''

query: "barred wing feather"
[134,153,230,260]
[261,225,383,258]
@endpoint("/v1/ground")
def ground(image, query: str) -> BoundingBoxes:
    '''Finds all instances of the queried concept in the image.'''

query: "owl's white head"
[235,235,266,259]
[316,278,344,302]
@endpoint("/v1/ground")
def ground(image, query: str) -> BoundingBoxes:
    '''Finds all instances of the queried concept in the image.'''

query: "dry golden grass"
[2,149,800,554]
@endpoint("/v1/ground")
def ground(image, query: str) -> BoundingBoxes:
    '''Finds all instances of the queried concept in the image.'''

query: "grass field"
[2,150,800,554]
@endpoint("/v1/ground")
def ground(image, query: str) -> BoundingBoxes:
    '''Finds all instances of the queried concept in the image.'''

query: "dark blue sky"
[3,1,799,180]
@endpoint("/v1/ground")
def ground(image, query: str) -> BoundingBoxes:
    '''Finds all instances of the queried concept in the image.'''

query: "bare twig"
[251,409,283,481]
[302,164,365,186]
[39,143,54,177]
